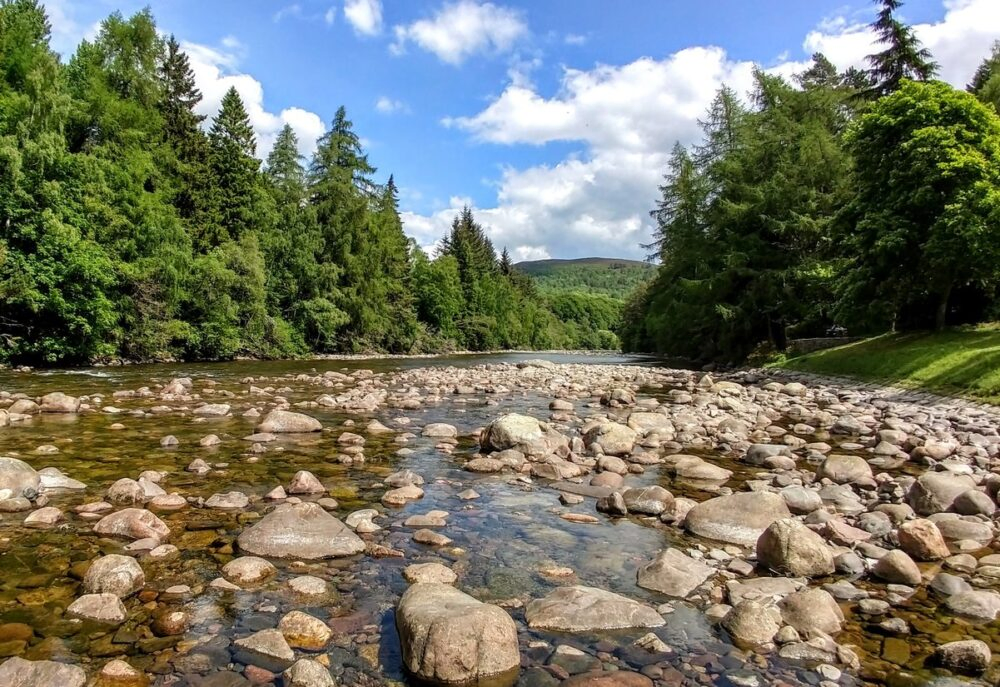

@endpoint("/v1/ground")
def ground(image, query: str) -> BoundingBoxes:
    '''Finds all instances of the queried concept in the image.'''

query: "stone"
[396,583,519,685]
[779,588,844,636]
[382,485,425,506]
[671,455,733,482]
[23,507,62,527]
[684,492,791,546]
[0,657,86,687]
[0,458,40,497]
[907,472,976,515]
[422,423,458,438]
[636,548,714,598]
[287,576,328,597]
[257,410,322,433]
[583,422,637,456]
[780,486,822,514]
[622,486,674,516]
[816,454,872,484]
[37,467,86,491]
[933,640,991,673]
[237,502,364,559]
[481,413,543,451]
[525,585,664,631]
[193,403,230,417]
[39,392,80,413]
[953,489,995,516]
[897,519,950,561]
[96,658,148,686]
[205,492,249,510]
[233,629,295,672]
[106,478,145,506]
[84,554,145,598]
[278,611,332,650]
[222,557,277,585]
[283,659,336,687]
[404,563,457,585]
[464,458,505,473]
[873,550,921,585]
[94,509,170,541]
[722,599,782,647]
[413,529,452,546]
[944,590,1000,620]
[756,518,835,578]
[67,593,127,624]
[287,471,325,494]
[560,672,652,687]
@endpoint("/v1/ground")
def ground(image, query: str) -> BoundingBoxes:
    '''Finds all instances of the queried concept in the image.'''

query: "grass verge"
[769,325,1000,405]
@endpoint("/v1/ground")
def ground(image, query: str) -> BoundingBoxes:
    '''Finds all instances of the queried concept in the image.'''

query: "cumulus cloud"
[375,96,409,114]
[324,6,337,25]
[403,0,1000,260]
[344,0,383,36]
[390,0,528,65]
[182,39,326,160]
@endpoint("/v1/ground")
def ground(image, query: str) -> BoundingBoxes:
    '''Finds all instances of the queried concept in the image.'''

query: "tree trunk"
[935,284,952,331]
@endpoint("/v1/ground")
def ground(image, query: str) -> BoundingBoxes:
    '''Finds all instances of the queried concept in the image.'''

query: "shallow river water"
[0,353,995,687]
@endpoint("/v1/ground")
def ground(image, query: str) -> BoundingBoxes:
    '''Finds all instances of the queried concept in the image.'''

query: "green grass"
[771,324,1000,404]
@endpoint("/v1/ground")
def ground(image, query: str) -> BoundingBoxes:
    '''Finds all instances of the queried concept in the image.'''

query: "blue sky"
[45,0,1000,260]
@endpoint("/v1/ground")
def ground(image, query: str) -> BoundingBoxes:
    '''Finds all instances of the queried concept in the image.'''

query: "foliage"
[516,258,654,299]
[863,0,937,98]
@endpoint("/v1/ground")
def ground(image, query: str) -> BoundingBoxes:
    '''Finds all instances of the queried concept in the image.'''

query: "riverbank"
[771,325,1000,405]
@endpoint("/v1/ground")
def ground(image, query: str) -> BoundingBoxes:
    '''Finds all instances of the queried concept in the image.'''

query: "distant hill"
[516,257,654,300]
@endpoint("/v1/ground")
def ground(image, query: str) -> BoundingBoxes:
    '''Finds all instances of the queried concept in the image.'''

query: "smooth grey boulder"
[0,457,40,497]
[685,492,791,546]
[83,554,145,598]
[525,585,664,632]
[757,518,834,578]
[637,548,714,598]
[237,502,364,559]
[256,409,322,433]
[907,472,976,515]
[0,657,86,687]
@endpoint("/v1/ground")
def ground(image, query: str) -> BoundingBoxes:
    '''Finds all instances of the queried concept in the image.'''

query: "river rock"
[257,410,322,433]
[67,593,127,624]
[933,640,991,673]
[636,548,714,598]
[24,506,62,527]
[222,556,277,585]
[237,502,364,559]
[907,472,976,515]
[0,657,86,687]
[287,470,325,494]
[39,392,80,413]
[84,554,145,598]
[722,599,782,647]
[898,519,950,560]
[95,659,148,686]
[94,509,170,541]
[945,590,1000,620]
[816,454,872,484]
[403,562,457,584]
[559,672,652,687]
[583,422,637,456]
[233,628,295,672]
[779,588,844,636]
[756,518,835,578]
[37,467,86,491]
[685,492,791,546]
[0,457,40,497]
[278,610,332,650]
[205,491,249,509]
[622,486,674,516]
[283,659,336,687]
[671,455,732,482]
[525,585,664,631]
[873,549,922,585]
[193,403,230,417]
[396,583,519,685]
[481,413,542,451]
[422,423,458,438]
[106,478,145,506]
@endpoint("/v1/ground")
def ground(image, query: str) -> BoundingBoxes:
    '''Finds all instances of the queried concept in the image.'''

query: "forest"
[621,0,1000,364]
[0,1,619,364]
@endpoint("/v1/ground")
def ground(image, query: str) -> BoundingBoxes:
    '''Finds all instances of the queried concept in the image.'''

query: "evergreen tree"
[969,41,1000,113]
[206,86,259,248]
[864,0,937,98]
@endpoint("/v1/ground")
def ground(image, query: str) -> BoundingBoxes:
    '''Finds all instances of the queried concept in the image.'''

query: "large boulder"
[934,640,991,673]
[945,590,1000,620]
[396,583,519,685]
[756,518,834,578]
[907,472,976,515]
[0,457,40,498]
[622,486,674,516]
[872,549,922,585]
[671,455,733,482]
[93,508,170,541]
[685,492,791,546]
[637,548,715,598]
[39,392,80,413]
[237,502,364,559]
[897,519,951,561]
[722,599,782,647]
[257,410,322,433]
[779,588,844,636]
[525,586,664,632]
[0,657,86,687]
[583,422,637,456]
[83,554,145,598]
[816,454,872,484]
[481,414,542,451]
[284,659,336,687]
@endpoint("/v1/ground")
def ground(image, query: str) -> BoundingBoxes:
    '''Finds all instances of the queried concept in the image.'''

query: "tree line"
[621,0,1000,363]
[0,1,618,364]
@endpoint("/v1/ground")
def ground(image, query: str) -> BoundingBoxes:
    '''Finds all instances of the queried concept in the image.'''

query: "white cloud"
[375,96,409,114]
[564,33,587,46]
[325,6,337,25]
[182,39,326,160]
[273,4,302,23]
[390,0,528,65]
[344,0,383,36]
[403,0,1000,260]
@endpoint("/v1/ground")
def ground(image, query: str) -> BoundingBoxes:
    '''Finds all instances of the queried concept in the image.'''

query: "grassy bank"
[771,325,1000,404]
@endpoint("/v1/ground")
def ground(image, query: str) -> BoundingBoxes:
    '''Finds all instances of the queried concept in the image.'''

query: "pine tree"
[499,247,513,275]
[266,124,306,202]
[206,86,260,248]
[968,41,1000,113]
[864,0,937,98]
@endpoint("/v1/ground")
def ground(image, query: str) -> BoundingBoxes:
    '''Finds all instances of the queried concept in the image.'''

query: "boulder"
[403,563,457,585]
[422,423,458,438]
[636,548,714,598]
[39,392,80,413]
[685,492,791,547]
[233,629,295,672]
[237,502,364,559]
[94,509,170,541]
[583,422,637,456]
[671,455,732,482]
[945,590,1000,620]
[283,659,336,687]
[907,472,976,515]
[257,410,322,433]
[481,414,542,452]
[222,556,277,585]
[872,549,921,585]
[287,470,325,494]
[0,457,40,497]
[934,640,991,673]
[396,583,519,685]
[0,657,86,687]
[756,518,834,578]
[525,585,664,631]
[622,486,674,516]
[898,519,950,561]
[278,610,332,650]
[722,599,782,647]
[83,554,145,598]
[779,588,843,636]
[67,593,127,624]
[106,478,145,506]
[816,454,872,484]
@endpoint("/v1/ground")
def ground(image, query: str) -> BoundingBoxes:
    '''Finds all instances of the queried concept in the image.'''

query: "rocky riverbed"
[0,353,998,687]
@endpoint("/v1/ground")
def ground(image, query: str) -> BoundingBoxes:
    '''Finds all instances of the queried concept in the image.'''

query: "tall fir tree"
[864,0,937,98]
[205,86,259,248]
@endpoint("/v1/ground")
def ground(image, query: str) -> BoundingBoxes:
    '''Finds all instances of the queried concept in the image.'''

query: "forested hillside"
[0,2,617,363]
[621,1,1000,364]
[517,258,654,299]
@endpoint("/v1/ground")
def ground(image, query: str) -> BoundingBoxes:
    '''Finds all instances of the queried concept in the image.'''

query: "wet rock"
[526,586,664,631]
[384,469,424,488]
[283,659,336,687]
[94,509,170,541]
[670,455,732,482]
[106,479,145,506]
[621,486,674,516]
[278,611,332,650]
[382,485,424,506]
[287,576,328,597]
[559,671,652,687]
[396,583,519,685]
[422,423,458,438]
[464,457,505,473]
[779,588,844,636]
[685,492,791,546]
[0,457,40,497]
[907,473,976,515]
[944,590,1000,620]
[0,657,86,687]
[37,467,86,491]
[933,640,991,673]
[23,506,62,527]
[404,563,457,584]
[233,629,295,672]
[222,557,277,585]
[287,471,325,494]
[596,492,627,516]
[873,550,922,585]
[722,599,782,647]
[193,403,230,417]
[481,413,543,451]
[39,392,80,413]
[756,518,834,578]
[66,593,127,624]
[583,422,637,456]
[205,491,249,510]
[929,572,972,596]
[897,519,951,561]
[256,410,322,433]
[95,658,148,686]
[636,548,714,598]
[413,529,452,546]
[237,502,364,559]
[84,555,145,598]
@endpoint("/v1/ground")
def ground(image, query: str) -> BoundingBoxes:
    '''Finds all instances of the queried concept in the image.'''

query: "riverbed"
[0,353,997,687]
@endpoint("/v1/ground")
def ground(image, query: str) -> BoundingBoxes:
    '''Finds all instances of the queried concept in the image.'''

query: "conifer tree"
[206,86,260,247]
[864,0,937,98]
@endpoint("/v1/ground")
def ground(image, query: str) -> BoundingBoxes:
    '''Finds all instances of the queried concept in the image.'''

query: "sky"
[43,0,1000,261]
